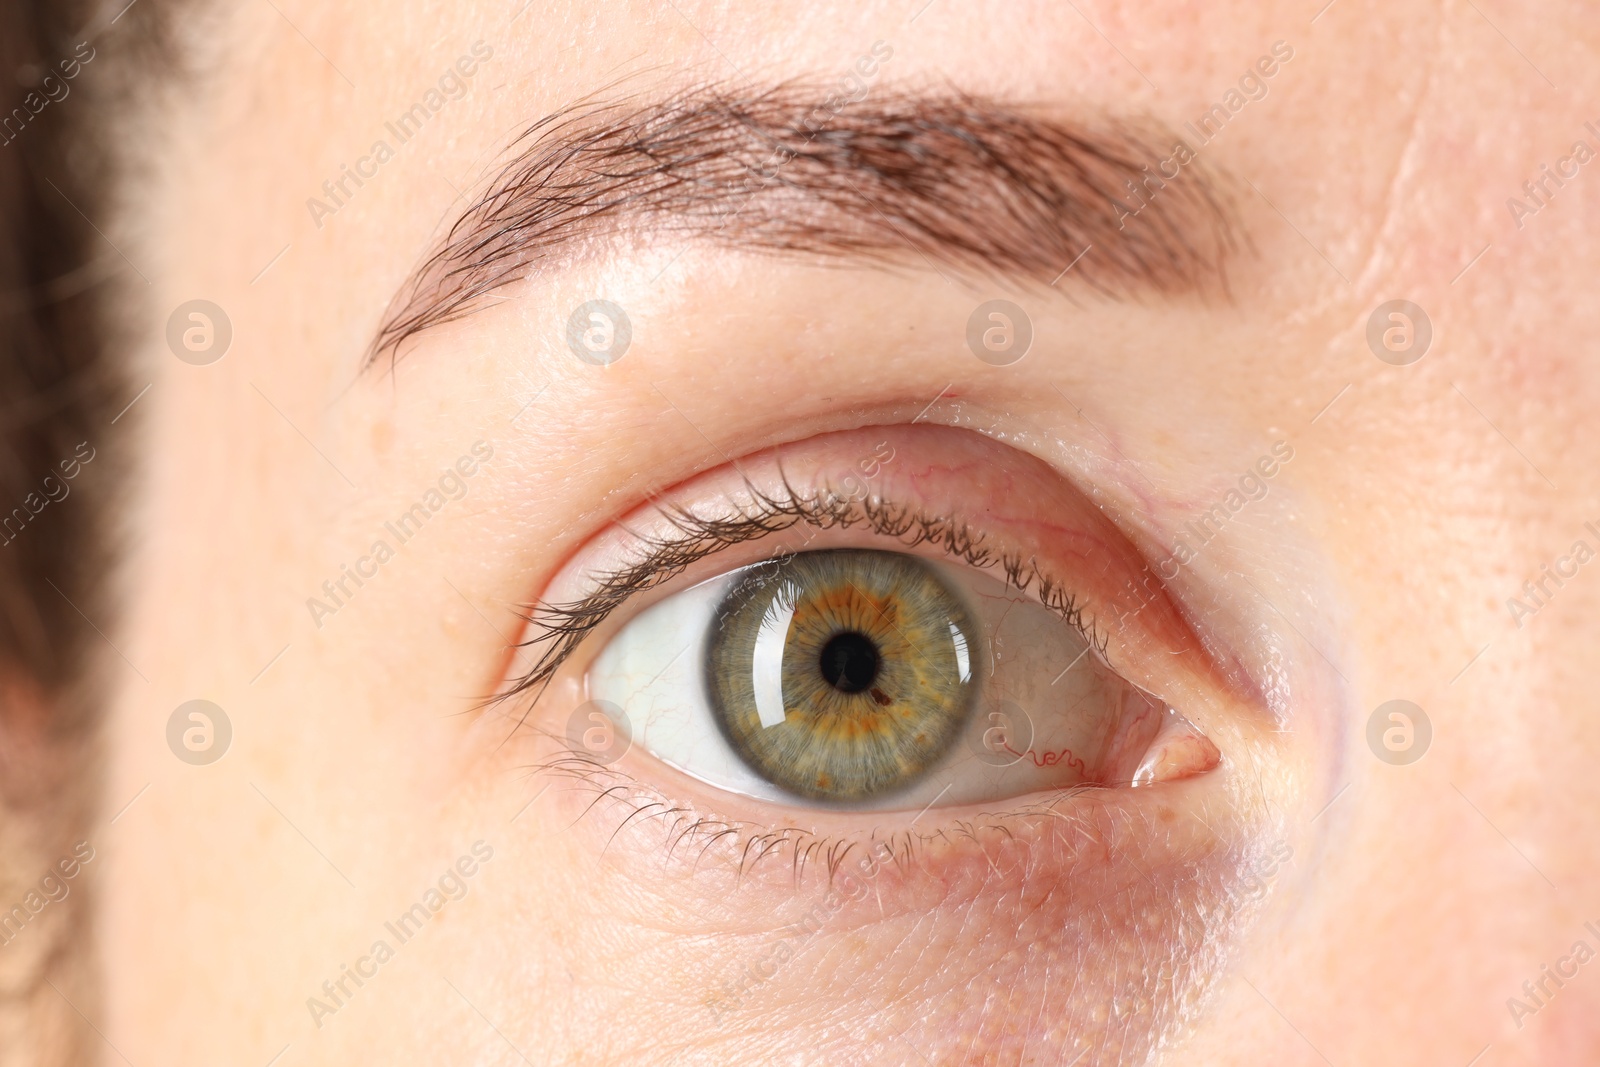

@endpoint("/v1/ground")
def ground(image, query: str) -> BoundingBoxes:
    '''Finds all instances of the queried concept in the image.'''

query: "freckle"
[441,606,462,637]
[371,419,394,455]
[1158,807,1176,824]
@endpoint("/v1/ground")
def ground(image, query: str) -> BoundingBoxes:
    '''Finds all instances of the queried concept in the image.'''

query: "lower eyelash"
[527,744,1106,887]
[499,479,1106,717]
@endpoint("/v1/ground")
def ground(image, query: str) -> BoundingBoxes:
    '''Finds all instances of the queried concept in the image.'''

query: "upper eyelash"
[496,479,1107,713]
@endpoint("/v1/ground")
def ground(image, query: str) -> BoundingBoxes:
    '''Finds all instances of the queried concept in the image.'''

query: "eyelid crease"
[498,479,1108,718]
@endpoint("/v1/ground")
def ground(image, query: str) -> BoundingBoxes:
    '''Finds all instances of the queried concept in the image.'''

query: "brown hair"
[0,0,163,1058]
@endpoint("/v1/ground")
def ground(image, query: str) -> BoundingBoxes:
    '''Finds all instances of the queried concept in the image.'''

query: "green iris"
[705,549,979,801]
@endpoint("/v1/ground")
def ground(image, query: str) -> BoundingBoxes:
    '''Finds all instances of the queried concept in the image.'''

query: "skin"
[86,0,1600,1063]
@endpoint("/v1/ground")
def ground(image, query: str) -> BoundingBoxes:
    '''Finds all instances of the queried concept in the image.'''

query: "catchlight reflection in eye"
[707,550,976,801]
[587,548,1189,809]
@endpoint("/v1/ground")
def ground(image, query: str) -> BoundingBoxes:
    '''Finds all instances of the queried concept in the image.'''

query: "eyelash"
[530,747,1104,885]
[498,480,1109,713]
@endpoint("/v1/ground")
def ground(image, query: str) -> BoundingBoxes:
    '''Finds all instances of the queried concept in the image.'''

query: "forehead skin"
[98,1,1600,1065]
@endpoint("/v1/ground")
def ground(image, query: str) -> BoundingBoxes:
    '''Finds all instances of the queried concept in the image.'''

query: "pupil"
[818,631,881,694]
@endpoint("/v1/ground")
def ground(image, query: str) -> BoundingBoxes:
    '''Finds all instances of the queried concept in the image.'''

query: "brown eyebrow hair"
[368,84,1240,365]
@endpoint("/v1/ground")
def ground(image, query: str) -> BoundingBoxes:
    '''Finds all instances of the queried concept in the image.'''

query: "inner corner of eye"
[575,545,1217,809]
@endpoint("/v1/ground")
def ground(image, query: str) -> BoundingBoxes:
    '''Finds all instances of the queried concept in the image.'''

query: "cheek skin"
[521,746,1263,1066]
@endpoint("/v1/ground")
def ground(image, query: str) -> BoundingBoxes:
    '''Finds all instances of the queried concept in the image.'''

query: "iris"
[705,550,977,801]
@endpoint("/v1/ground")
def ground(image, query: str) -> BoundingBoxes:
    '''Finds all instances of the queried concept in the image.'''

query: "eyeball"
[587,548,1205,810]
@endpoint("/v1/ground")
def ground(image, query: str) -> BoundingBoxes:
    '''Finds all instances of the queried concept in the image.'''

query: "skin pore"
[77,1,1600,1064]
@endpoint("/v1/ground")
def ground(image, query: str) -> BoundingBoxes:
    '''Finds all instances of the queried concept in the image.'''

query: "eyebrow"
[368,84,1240,365]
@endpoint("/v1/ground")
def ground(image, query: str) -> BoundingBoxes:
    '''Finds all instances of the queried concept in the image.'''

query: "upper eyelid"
[497,482,1107,711]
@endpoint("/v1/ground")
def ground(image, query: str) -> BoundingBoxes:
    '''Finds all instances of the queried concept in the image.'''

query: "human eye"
[587,545,1213,809]
[493,423,1271,1062]
[505,424,1228,820]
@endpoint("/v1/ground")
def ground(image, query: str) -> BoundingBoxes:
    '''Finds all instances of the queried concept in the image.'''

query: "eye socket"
[512,423,1232,815]
[586,544,1213,810]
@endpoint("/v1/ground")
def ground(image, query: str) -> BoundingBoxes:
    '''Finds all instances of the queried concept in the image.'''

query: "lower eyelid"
[532,739,1235,907]
[524,743,1261,1061]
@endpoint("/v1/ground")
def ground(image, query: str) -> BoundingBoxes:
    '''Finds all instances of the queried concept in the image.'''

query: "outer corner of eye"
[580,540,1221,812]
